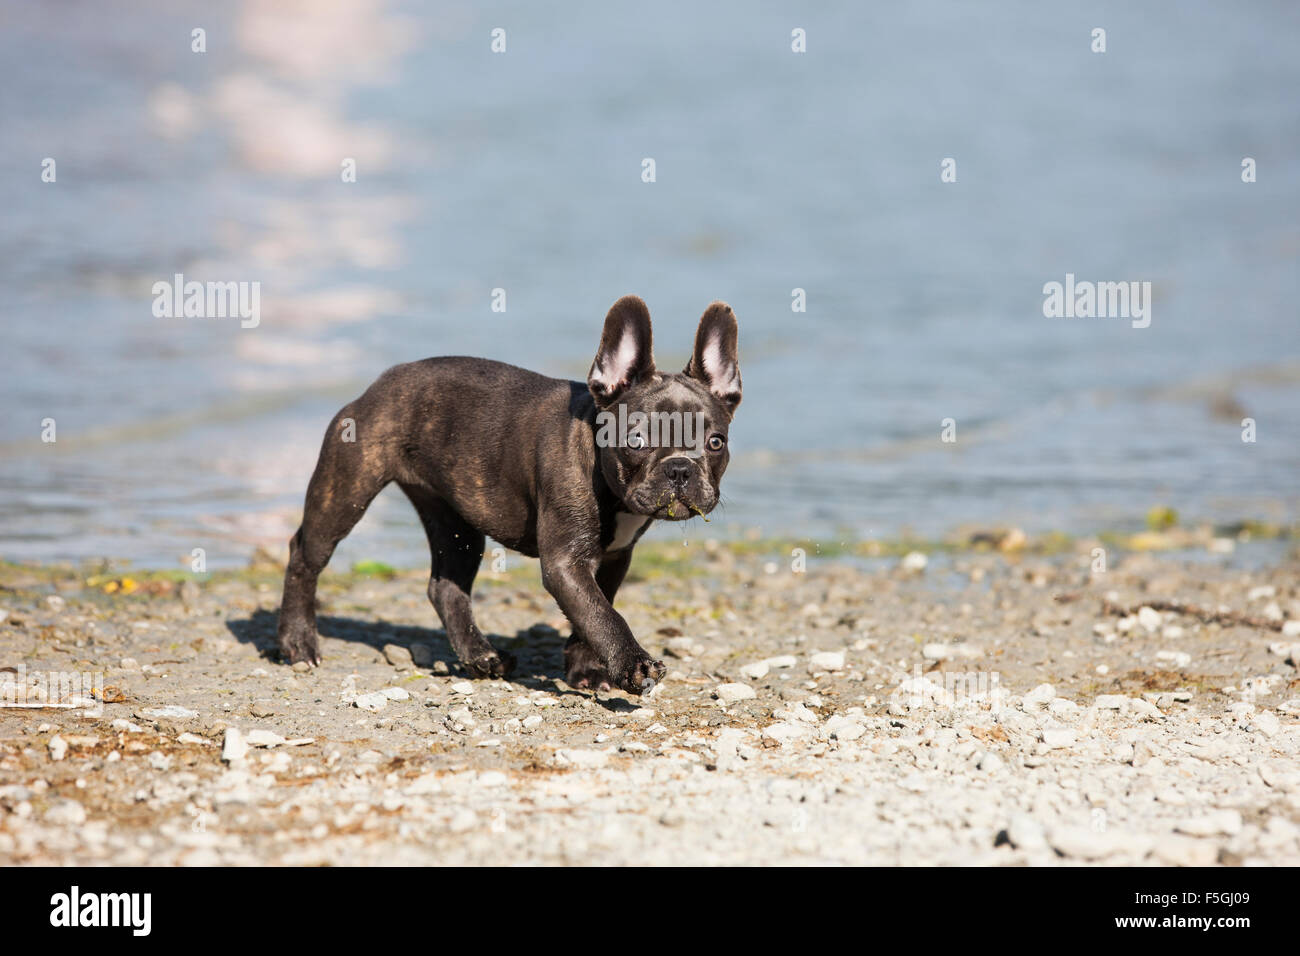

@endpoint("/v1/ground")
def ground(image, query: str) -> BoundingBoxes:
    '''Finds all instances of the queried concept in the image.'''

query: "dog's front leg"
[540,552,665,695]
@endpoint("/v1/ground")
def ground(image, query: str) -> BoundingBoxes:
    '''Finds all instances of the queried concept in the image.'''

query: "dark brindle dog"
[276,296,741,695]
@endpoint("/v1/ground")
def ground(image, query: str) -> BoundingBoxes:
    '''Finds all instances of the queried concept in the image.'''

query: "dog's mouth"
[638,489,713,522]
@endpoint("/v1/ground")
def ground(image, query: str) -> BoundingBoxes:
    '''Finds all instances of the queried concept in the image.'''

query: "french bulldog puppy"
[276,296,741,695]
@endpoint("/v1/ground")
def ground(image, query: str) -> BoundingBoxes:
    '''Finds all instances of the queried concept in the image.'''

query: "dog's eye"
[627,433,647,450]
[707,434,726,452]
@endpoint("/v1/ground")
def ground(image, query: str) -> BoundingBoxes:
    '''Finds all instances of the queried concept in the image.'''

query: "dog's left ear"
[685,301,742,415]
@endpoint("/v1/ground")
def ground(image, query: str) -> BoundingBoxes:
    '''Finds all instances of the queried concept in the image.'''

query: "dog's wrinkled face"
[588,296,742,520]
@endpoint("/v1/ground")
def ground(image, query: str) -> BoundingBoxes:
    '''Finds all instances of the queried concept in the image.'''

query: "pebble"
[761,722,811,746]
[44,799,87,826]
[1003,813,1048,851]
[249,700,276,718]
[1022,684,1055,710]
[1137,606,1162,633]
[221,728,248,764]
[47,735,68,761]
[450,681,475,695]
[740,661,770,680]
[922,643,981,661]
[901,551,928,572]
[1048,827,1152,860]
[978,752,1005,773]
[714,682,757,703]
[353,692,389,712]
[246,729,286,748]
[522,715,543,730]
[410,643,436,667]
[1175,810,1242,837]
[1252,711,1280,737]
[809,651,845,672]
[383,644,413,670]
[554,748,610,769]
[141,706,199,720]
[1040,728,1077,749]
[1151,835,1219,866]
[823,715,866,741]
[1268,641,1300,664]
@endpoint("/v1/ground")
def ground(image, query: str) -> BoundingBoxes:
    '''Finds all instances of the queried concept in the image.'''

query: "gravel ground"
[2,539,1299,866]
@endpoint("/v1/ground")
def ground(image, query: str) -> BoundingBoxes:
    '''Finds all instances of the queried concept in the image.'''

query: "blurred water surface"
[0,0,1297,568]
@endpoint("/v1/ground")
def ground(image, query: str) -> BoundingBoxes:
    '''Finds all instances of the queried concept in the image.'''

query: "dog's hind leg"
[401,483,515,679]
[277,412,389,665]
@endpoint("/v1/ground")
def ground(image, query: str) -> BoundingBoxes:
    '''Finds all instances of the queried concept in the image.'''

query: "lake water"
[1,0,1297,569]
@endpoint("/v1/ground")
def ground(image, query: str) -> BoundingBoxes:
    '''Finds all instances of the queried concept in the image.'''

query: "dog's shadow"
[224,610,639,709]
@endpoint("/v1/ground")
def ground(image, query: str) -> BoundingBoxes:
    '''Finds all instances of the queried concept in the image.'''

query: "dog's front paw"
[464,649,516,679]
[278,624,321,667]
[564,637,613,692]
[613,655,667,696]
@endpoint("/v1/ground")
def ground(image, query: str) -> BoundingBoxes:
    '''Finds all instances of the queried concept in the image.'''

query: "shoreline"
[1,536,1298,865]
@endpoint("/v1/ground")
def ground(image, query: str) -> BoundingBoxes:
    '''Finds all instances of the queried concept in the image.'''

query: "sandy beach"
[2,531,1298,866]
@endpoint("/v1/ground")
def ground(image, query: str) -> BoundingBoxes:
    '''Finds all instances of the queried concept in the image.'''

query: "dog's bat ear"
[685,301,741,414]
[589,295,655,407]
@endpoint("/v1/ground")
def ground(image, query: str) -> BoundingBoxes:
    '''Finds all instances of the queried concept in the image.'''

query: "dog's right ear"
[588,295,655,407]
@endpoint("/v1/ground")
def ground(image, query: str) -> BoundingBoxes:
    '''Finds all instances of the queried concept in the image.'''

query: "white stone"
[901,551,928,572]
[1253,711,1281,737]
[740,661,770,680]
[554,748,611,769]
[141,706,199,720]
[352,692,389,712]
[823,715,866,741]
[762,721,812,745]
[1175,810,1242,837]
[221,728,248,764]
[1152,835,1218,866]
[714,682,757,703]
[246,729,286,748]
[1040,727,1077,749]
[44,799,86,826]
[809,651,845,672]
[1004,814,1048,851]
[1049,827,1153,860]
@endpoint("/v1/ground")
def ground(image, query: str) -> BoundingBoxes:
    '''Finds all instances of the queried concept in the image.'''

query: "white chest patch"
[606,512,651,552]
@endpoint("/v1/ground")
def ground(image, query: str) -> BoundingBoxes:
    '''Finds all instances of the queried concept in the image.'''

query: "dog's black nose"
[662,458,691,486]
